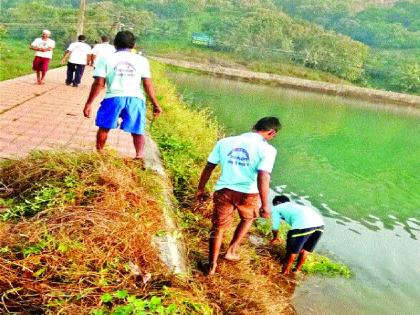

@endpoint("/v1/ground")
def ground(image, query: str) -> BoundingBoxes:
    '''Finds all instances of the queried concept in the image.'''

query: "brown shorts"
[212,188,260,229]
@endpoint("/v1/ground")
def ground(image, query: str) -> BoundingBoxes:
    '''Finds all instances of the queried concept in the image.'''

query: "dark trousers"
[66,62,85,85]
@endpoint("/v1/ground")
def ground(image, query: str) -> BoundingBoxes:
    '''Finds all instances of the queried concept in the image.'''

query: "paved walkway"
[0,67,161,169]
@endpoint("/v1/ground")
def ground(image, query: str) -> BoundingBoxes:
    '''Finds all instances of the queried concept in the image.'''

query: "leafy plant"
[92,292,179,315]
[301,252,352,278]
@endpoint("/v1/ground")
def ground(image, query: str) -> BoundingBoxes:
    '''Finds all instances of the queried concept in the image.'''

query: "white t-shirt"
[93,50,151,100]
[91,42,116,65]
[31,38,55,59]
[208,132,277,193]
[67,41,92,65]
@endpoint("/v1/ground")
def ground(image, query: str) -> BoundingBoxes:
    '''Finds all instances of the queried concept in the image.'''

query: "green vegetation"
[275,0,420,93]
[149,60,351,278]
[0,59,351,313]
[0,151,211,313]
[301,253,352,278]
[1,0,419,93]
[91,288,212,315]
[0,38,64,81]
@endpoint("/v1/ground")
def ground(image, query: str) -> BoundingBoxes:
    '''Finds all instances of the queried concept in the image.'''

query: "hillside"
[0,0,418,93]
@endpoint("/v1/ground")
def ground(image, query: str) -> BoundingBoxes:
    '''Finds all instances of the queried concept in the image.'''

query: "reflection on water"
[167,71,420,314]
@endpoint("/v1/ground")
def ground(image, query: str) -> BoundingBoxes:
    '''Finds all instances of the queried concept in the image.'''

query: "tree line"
[1,0,419,94]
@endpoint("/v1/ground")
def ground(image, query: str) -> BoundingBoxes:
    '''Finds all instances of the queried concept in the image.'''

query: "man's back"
[92,42,116,65]
[274,202,324,229]
[208,132,276,193]
[93,50,151,100]
[68,41,91,65]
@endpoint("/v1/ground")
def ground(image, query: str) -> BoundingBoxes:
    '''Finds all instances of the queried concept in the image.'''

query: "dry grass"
[0,151,209,314]
[149,61,298,314]
[183,201,297,315]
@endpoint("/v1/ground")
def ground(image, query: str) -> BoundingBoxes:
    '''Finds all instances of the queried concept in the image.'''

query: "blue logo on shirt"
[114,61,136,77]
[227,148,250,166]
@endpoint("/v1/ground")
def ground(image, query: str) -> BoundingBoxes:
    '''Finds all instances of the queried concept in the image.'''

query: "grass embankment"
[150,61,351,313]
[0,60,350,314]
[0,152,212,314]
[0,38,64,81]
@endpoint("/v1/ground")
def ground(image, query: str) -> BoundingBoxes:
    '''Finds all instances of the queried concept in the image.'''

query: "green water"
[167,71,420,314]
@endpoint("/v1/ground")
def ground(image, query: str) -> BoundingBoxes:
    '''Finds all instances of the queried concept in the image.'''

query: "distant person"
[270,195,324,275]
[61,35,92,87]
[196,117,280,275]
[82,31,162,160]
[90,35,115,67]
[30,30,55,85]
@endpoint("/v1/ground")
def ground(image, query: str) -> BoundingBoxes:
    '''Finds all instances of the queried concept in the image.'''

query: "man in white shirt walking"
[61,35,92,87]
[196,117,281,275]
[90,35,115,67]
[30,30,55,85]
[82,31,162,160]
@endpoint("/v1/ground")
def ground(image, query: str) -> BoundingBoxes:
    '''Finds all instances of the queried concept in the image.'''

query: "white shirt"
[67,41,92,65]
[208,132,277,193]
[31,38,55,59]
[93,50,151,100]
[91,42,116,66]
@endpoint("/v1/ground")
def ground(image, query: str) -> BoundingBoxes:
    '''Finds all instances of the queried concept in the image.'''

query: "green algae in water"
[301,253,352,278]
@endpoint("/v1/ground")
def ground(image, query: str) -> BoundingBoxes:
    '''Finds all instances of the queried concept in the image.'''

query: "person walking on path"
[90,35,115,67]
[196,117,281,275]
[61,35,92,87]
[83,31,162,160]
[270,195,324,275]
[30,30,55,85]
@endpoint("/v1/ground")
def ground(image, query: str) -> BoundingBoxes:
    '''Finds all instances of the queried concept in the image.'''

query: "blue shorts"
[96,97,146,135]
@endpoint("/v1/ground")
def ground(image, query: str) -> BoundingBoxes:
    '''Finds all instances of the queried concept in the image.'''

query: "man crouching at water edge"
[83,31,162,161]
[271,195,324,275]
[196,117,281,275]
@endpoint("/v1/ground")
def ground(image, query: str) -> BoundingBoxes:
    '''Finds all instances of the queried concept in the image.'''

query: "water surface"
[167,71,420,315]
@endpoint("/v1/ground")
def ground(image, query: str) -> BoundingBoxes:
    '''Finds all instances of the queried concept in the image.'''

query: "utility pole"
[76,0,86,38]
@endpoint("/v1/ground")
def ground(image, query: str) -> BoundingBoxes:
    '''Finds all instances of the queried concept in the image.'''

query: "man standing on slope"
[61,35,92,87]
[90,35,115,67]
[83,31,162,161]
[196,117,280,275]
[30,30,55,85]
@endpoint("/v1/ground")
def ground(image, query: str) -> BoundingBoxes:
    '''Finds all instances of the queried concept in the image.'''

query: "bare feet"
[40,79,45,85]
[197,261,216,276]
[224,252,240,261]
[133,157,145,170]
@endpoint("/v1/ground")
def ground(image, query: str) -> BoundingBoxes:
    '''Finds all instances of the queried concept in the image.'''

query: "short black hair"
[253,117,281,132]
[114,31,136,49]
[273,195,290,205]
[101,35,109,42]
[78,35,86,41]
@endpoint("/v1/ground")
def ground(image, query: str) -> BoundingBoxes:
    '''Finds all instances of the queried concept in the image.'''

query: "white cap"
[42,29,51,36]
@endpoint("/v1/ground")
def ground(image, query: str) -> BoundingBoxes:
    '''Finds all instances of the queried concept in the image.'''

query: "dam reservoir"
[167,71,420,315]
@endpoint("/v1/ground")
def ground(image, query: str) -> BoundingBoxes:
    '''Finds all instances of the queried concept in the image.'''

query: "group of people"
[30,29,324,276]
[31,30,159,160]
[196,117,324,276]
[31,31,115,87]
